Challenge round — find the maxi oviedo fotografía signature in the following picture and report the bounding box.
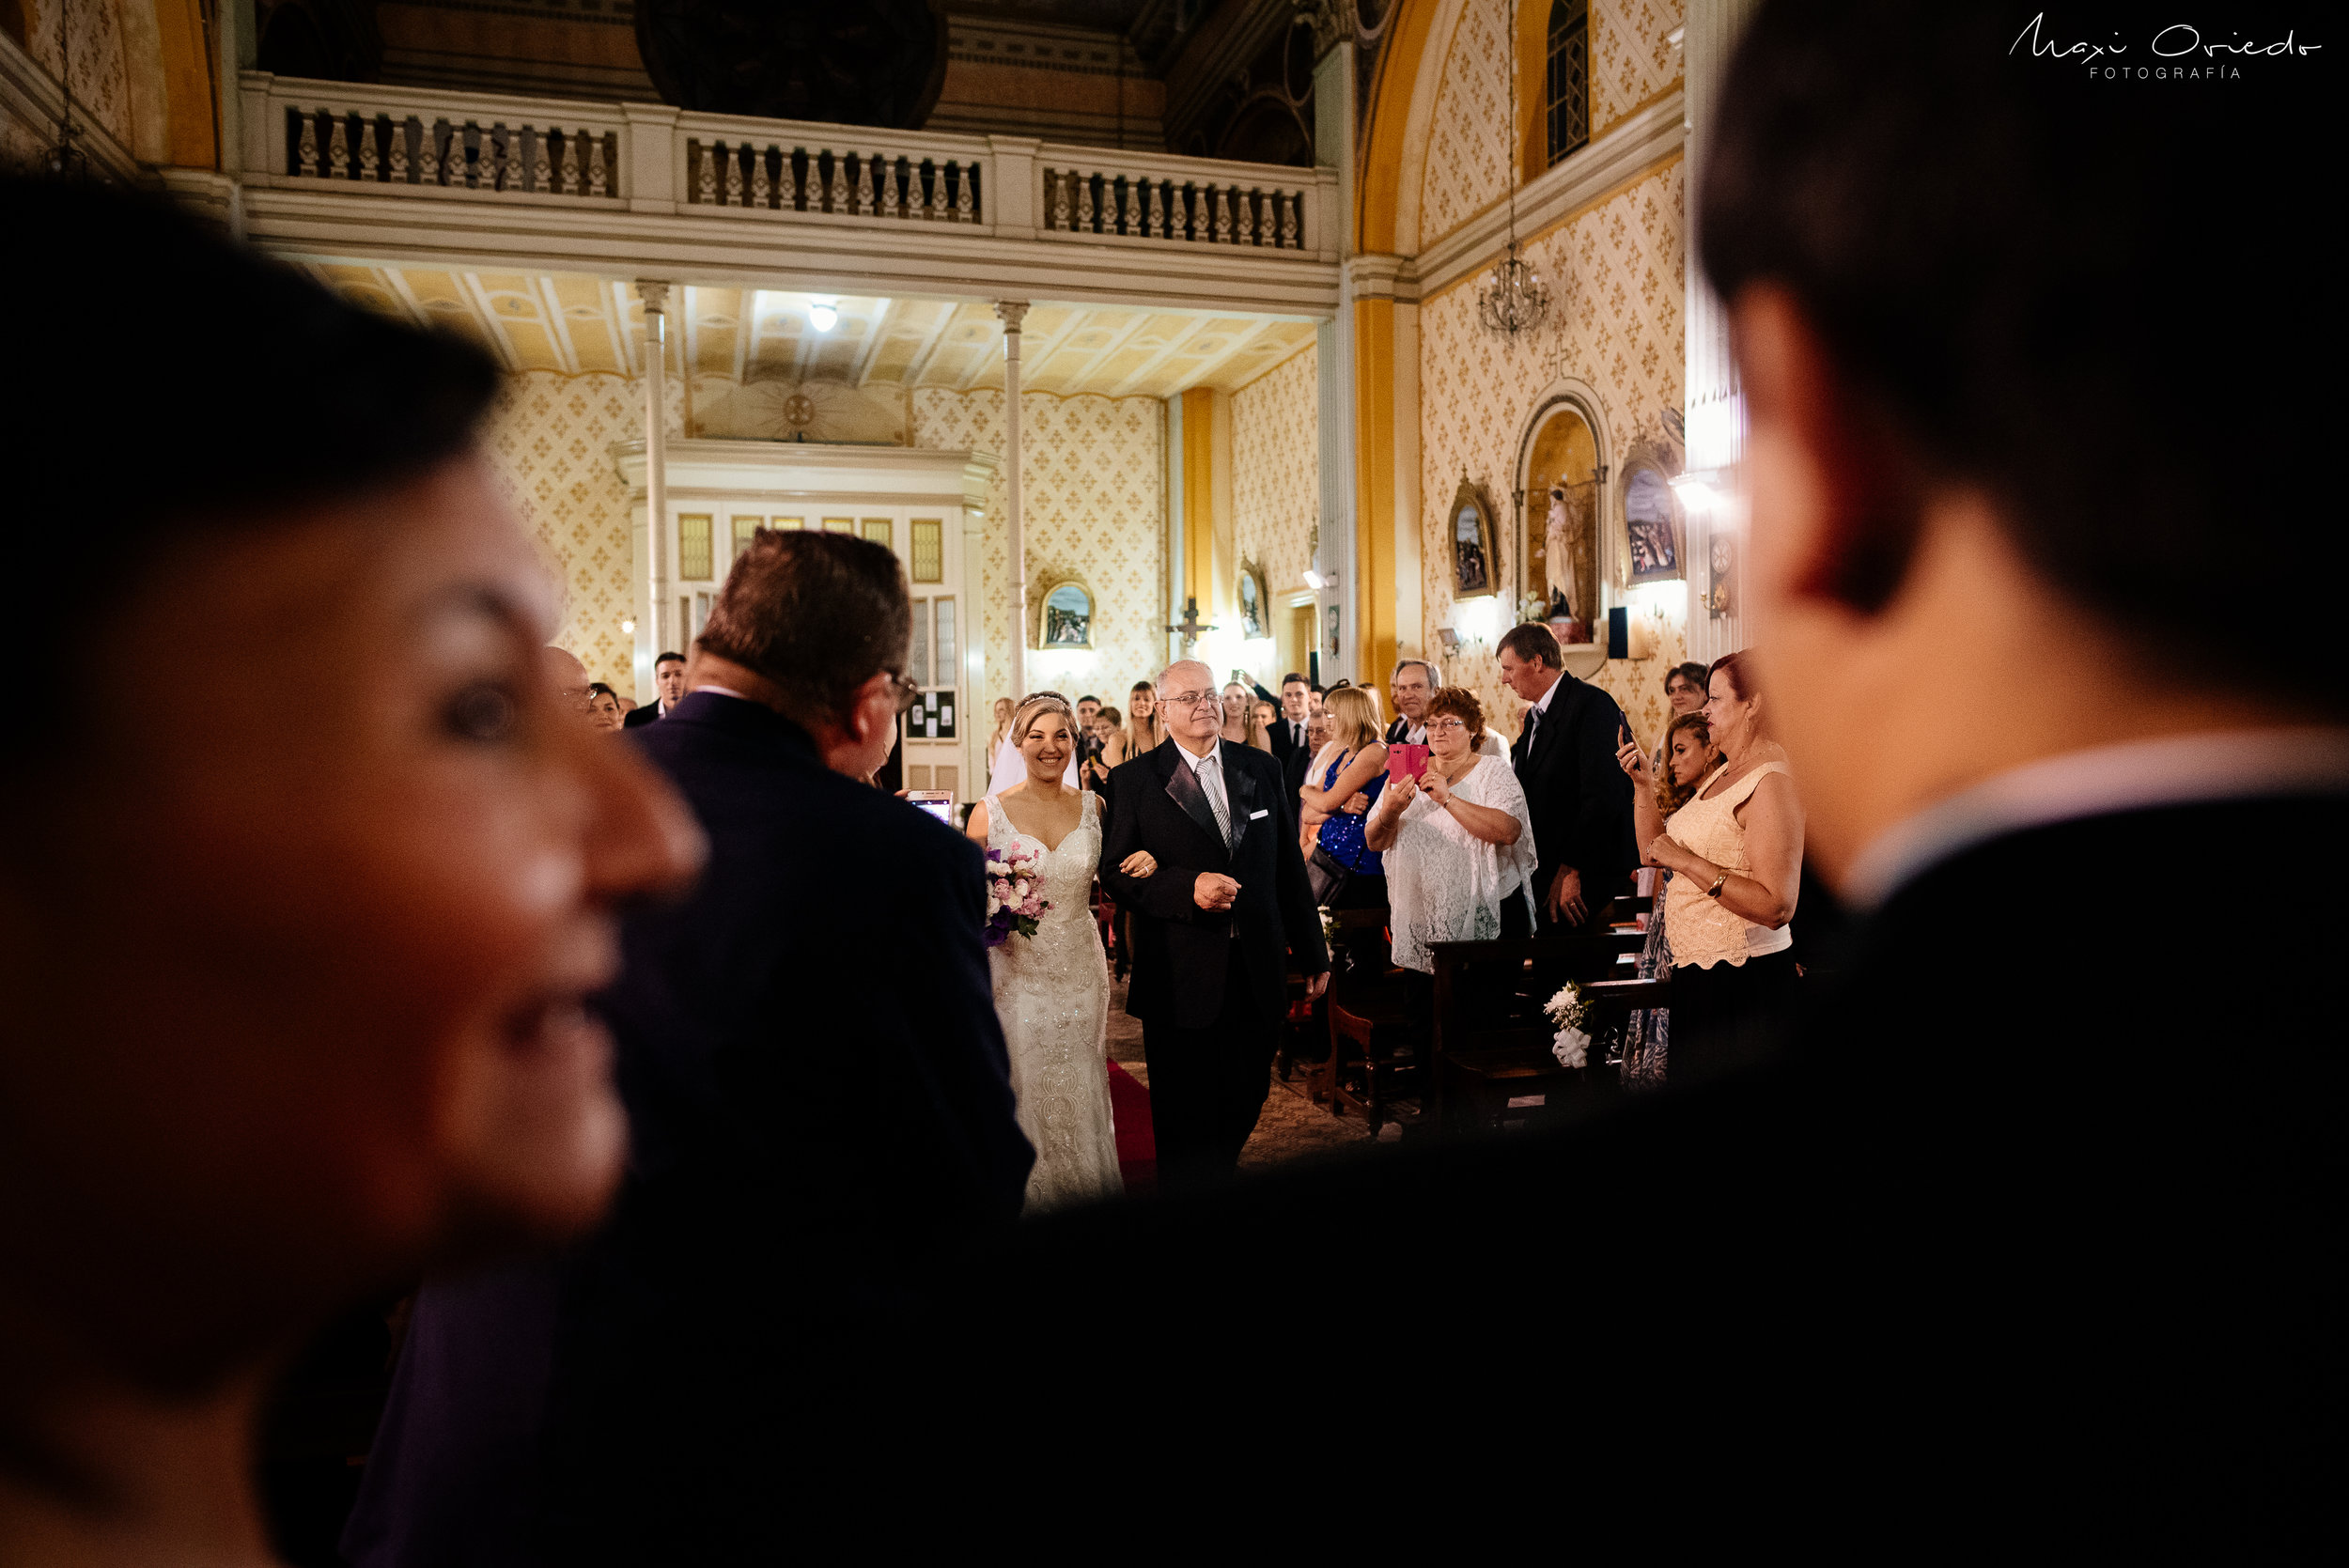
[2012,12,2323,79]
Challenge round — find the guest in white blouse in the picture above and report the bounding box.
[1364,685,1539,974]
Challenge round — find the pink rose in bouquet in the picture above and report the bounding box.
[983,842,1051,948]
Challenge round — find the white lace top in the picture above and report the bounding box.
[1382,754,1540,973]
[1662,759,1795,970]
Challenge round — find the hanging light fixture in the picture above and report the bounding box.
[1478,0,1549,339]
[46,0,90,181]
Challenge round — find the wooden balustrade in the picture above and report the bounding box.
[683,141,981,222]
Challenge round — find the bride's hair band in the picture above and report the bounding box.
[1010,691,1076,736]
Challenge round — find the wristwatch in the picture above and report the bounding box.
[1703,870,1729,899]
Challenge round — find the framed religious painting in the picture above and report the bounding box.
[1620,461,1684,584]
[1448,475,1498,599]
[1036,580,1094,648]
[1237,561,1268,640]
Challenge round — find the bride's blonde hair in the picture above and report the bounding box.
[1008,691,1077,743]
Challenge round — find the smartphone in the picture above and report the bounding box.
[908,790,956,826]
[1386,743,1431,785]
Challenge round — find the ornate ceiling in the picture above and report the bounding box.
[306,265,1319,397]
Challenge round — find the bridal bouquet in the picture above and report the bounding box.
[984,843,1051,949]
[1546,981,1594,1070]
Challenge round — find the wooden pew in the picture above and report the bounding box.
[1315,908,1420,1132]
[1426,932,1657,1133]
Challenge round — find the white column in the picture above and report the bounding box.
[640,280,673,667]
[996,300,1030,701]
[1681,0,1761,665]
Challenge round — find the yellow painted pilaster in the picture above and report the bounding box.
[1181,385,1216,616]
[1353,296,1398,685]
[1350,272,1421,688]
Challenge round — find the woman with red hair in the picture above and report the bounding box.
[1615,652,1805,1082]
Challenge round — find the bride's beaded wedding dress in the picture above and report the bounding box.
[985,789,1121,1213]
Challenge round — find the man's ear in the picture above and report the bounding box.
[1732,286,1925,614]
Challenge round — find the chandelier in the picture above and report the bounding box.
[1478,0,1548,339]
[1479,240,1550,336]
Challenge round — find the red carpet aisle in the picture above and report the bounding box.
[1101,977,1375,1180]
[1106,1061,1156,1195]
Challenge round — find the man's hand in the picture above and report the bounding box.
[1305,970,1330,1000]
[1546,865,1587,926]
[1193,872,1241,911]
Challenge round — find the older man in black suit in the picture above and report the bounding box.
[1496,623,1638,927]
[1103,659,1329,1188]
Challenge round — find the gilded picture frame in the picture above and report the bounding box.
[1035,579,1094,649]
[1620,459,1685,585]
[1448,474,1499,600]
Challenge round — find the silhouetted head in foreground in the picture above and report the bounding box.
[0,178,700,1563]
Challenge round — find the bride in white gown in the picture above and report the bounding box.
[965,693,1157,1213]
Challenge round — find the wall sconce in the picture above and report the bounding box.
[1435,627,1462,655]
[621,616,637,635]
[1303,567,1334,591]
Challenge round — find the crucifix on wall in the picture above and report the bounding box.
[1166,596,1217,654]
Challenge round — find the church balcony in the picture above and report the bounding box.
[234,72,1341,318]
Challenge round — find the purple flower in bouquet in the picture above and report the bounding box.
[983,843,1052,948]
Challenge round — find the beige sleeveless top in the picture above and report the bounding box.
[1662,759,1794,970]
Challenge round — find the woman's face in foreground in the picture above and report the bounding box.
[0,456,702,1377]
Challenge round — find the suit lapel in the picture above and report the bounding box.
[1528,678,1578,771]
[1161,745,1228,861]
[1222,743,1259,850]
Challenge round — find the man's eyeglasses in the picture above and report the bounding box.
[885,671,922,715]
[1159,691,1221,710]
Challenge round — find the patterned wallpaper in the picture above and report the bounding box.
[1419,159,1688,755]
[1419,0,1513,248]
[474,370,1165,706]
[910,389,1165,712]
[1592,0,1687,135]
[1419,0,1686,250]
[480,371,655,693]
[1231,346,1320,686]
[22,0,133,152]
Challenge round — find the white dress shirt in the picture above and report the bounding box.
[1844,726,2349,908]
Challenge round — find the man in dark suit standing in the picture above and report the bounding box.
[538,533,1032,1557]
[1268,671,1314,801]
[1497,623,1638,927]
[1103,659,1329,1188]
[620,649,687,728]
[929,5,2339,1540]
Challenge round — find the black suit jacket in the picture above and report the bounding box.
[926,795,2342,1542]
[538,692,1030,1551]
[1509,675,1637,910]
[1101,739,1329,1030]
[619,700,665,729]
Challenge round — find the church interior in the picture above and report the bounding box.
[4,0,2338,1555]
[1,0,1717,1546]
[3,0,1717,783]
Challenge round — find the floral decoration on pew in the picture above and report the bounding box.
[984,843,1050,949]
[1547,982,1595,1070]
